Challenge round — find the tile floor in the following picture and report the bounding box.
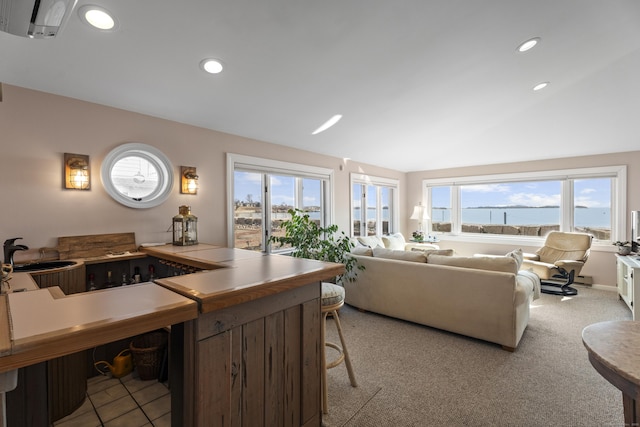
[53,373,171,427]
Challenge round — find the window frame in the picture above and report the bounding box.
[227,153,334,251]
[422,165,626,247]
[350,173,400,237]
[101,142,173,209]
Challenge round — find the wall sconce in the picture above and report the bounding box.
[181,166,198,194]
[64,153,90,190]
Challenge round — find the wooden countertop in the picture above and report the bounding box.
[0,283,198,373]
[0,244,343,373]
[140,244,263,270]
[3,273,39,292]
[142,244,344,313]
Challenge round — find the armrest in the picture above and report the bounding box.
[522,252,539,261]
[554,260,584,272]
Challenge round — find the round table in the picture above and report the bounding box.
[582,320,640,426]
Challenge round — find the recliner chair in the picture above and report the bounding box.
[522,231,593,296]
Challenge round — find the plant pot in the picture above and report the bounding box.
[618,246,632,255]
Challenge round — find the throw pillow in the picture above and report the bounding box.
[505,248,524,270]
[381,233,406,250]
[351,246,373,256]
[357,235,385,248]
[413,248,455,258]
[372,247,427,263]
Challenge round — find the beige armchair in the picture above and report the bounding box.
[522,231,593,295]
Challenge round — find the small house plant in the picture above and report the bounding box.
[412,230,425,242]
[613,241,632,255]
[269,209,363,284]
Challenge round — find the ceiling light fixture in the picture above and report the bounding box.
[533,82,549,91]
[200,59,224,74]
[517,37,540,53]
[78,5,118,31]
[312,114,342,135]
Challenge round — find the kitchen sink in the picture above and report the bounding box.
[12,261,77,272]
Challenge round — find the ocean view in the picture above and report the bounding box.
[351,207,611,228]
[243,206,611,228]
[435,207,610,228]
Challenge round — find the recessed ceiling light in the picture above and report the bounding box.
[200,59,224,74]
[78,5,118,31]
[312,114,342,135]
[517,37,540,53]
[533,82,549,91]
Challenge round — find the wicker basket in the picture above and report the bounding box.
[130,329,168,380]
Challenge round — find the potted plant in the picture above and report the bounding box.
[269,209,363,284]
[412,230,425,242]
[613,241,632,255]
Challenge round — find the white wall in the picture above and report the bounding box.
[0,85,404,262]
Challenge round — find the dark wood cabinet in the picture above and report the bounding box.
[12,264,88,424]
[171,282,322,426]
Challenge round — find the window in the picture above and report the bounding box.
[424,166,626,243]
[430,186,451,233]
[351,174,399,236]
[459,180,562,235]
[227,154,333,252]
[101,143,173,208]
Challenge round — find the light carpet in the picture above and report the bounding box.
[322,285,631,427]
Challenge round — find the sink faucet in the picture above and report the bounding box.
[4,238,29,266]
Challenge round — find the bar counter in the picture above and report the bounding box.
[141,244,344,426]
[1,244,344,426]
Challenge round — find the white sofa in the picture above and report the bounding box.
[344,247,539,351]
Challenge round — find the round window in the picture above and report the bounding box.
[101,143,173,208]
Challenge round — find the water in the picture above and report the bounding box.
[432,207,610,228]
[249,207,611,229]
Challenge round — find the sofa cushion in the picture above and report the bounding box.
[372,247,427,263]
[322,282,345,306]
[412,248,455,258]
[427,254,518,274]
[357,235,385,248]
[351,246,373,256]
[506,248,524,270]
[381,233,406,250]
[536,245,587,264]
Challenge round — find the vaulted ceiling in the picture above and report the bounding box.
[2,0,640,172]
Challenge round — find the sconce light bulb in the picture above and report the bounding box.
[187,179,197,193]
[73,170,87,188]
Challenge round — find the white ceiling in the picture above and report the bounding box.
[2,0,640,172]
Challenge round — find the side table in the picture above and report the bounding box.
[582,320,640,426]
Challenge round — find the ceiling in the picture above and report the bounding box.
[2,0,640,172]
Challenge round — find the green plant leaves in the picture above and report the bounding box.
[268,209,363,284]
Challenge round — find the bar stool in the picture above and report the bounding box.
[321,282,357,414]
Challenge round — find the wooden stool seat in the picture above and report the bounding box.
[321,282,357,414]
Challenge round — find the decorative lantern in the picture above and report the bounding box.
[173,205,198,246]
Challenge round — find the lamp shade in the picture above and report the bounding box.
[410,205,430,220]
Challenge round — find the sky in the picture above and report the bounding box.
[432,178,611,208]
[234,172,323,207]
